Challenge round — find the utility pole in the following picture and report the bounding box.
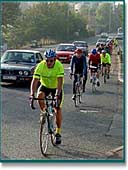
[108,3,112,33]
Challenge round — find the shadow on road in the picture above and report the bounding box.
[1,82,31,93]
[47,144,106,160]
[63,83,72,94]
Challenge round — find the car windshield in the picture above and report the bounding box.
[57,45,76,52]
[1,51,36,63]
[74,42,87,47]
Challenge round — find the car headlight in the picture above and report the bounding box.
[24,71,29,76]
[69,55,73,58]
[19,71,23,75]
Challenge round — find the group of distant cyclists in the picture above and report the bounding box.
[29,38,116,145]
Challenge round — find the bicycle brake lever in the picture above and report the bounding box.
[30,98,36,110]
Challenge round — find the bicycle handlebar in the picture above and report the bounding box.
[29,96,58,110]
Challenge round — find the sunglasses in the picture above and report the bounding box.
[46,59,54,63]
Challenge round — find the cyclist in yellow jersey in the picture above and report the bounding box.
[30,49,64,144]
[100,50,111,79]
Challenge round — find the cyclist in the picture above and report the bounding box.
[104,43,110,55]
[30,49,64,144]
[97,43,105,54]
[88,48,101,86]
[113,38,118,48]
[70,48,87,99]
[100,50,111,79]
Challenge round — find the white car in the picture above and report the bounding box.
[101,32,108,38]
[96,38,107,46]
[116,33,123,40]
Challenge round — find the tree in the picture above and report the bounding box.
[96,3,112,33]
[2,2,21,26]
[95,2,123,33]
[2,2,21,46]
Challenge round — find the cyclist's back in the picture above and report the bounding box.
[70,49,87,98]
[100,51,111,64]
[89,51,101,66]
[71,55,86,74]
[88,49,101,86]
[100,50,111,79]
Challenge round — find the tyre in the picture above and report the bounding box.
[104,71,107,84]
[50,114,57,146]
[39,115,49,156]
[74,85,78,107]
[92,78,96,93]
[104,75,106,83]
[78,84,82,103]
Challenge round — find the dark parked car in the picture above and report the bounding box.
[72,41,88,56]
[56,43,76,63]
[1,49,43,83]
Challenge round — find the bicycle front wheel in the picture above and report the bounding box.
[104,74,106,84]
[50,113,57,146]
[39,116,49,156]
[74,85,79,107]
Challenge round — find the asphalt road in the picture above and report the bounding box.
[1,48,124,162]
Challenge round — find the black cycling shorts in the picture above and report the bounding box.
[102,63,111,67]
[90,65,98,73]
[38,85,63,107]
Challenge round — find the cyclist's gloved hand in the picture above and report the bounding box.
[83,75,85,80]
[29,95,34,100]
[29,95,35,110]
[54,94,61,108]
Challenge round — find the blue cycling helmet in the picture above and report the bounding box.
[44,49,56,58]
[91,49,97,55]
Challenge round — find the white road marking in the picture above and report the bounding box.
[80,110,101,113]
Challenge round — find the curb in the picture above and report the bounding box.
[117,52,123,83]
[106,146,123,159]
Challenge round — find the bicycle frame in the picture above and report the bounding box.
[102,65,108,84]
[74,74,83,107]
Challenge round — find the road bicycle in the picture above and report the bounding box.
[73,74,83,107]
[102,65,109,84]
[90,65,98,93]
[30,94,57,156]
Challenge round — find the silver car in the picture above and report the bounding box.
[1,49,43,83]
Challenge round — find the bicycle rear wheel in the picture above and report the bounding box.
[104,71,107,84]
[74,85,79,107]
[39,115,49,156]
[92,79,96,93]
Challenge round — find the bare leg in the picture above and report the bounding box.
[55,108,62,129]
[37,91,45,112]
